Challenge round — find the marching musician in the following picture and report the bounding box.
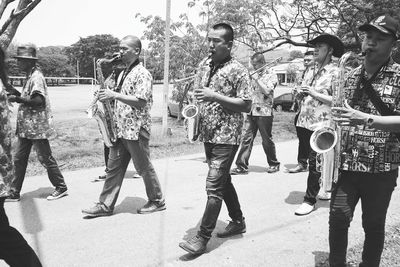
[6,45,68,202]
[0,46,42,267]
[330,14,400,267]
[288,50,314,173]
[294,34,344,216]
[179,23,252,255]
[82,35,165,217]
[230,52,280,175]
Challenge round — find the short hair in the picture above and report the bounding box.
[304,50,314,56]
[251,53,266,64]
[121,35,142,53]
[212,23,234,42]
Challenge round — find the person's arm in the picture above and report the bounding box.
[195,88,251,113]
[8,93,44,107]
[333,101,400,132]
[253,73,276,96]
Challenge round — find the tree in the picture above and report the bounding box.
[38,46,75,83]
[0,0,41,49]
[288,50,304,61]
[64,34,120,78]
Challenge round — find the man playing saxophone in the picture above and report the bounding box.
[329,14,400,267]
[179,23,252,255]
[294,34,344,216]
[82,35,165,217]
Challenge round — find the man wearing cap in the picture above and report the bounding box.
[6,45,68,201]
[288,50,315,173]
[294,33,344,216]
[330,14,400,267]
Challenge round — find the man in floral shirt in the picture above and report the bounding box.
[6,45,68,201]
[294,34,344,216]
[231,53,280,175]
[0,47,42,266]
[179,23,252,255]
[82,35,165,218]
[329,15,400,266]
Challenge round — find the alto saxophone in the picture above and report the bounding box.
[181,54,212,142]
[310,51,354,192]
[87,53,121,147]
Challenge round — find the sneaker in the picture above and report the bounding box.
[137,201,166,214]
[82,203,113,218]
[288,164,308,173]
[318,191,331,201]
[217,218,246,238]
[132,172,141,179]
[98,174,107,180]
[4,192,20,202]
[230,167,248,175]
[179,235,209,255]
[266,165,280,173]
[47,188,68,201]
[294,202,315,216]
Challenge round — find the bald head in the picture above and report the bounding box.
[121,35,142,54]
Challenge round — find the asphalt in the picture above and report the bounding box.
[3,139,400,267]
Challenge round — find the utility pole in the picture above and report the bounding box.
[76,60,80,85]
[162,0,171,136]
[93,57,96,82]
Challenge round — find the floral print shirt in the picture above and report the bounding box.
[114,62,153,140]
[250,70,278,116]
[296,62,339,130]
[16,67,55,139]
[339,59,400,173]
[194,57,252,145]
[0,84,13,197]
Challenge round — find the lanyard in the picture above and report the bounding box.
[116,59,140,92]
[205,56,232,87]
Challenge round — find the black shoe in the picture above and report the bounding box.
[288,164,308,173]
[47,188,68,201]
[179,235,208,255]
[82,203,113,218]
[217,218,246,238]
[230,167,248,175]
[137,201,166,214]
[266,165,280,173]
[4,192,20,202]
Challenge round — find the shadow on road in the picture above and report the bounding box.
[313,250,329,266]
[113,196,147,215]
[285,191,304,205]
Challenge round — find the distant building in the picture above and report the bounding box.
[269,58,305,85]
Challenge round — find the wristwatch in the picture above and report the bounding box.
[366,117,374,127]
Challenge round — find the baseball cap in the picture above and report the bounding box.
[359,15,400,39]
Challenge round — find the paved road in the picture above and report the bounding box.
[3,140,400,267]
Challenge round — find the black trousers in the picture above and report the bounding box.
[0,198,42,267]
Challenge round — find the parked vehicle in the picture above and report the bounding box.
[273,92,294,112]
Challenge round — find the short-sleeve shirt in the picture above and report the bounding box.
[296,62,339,130]
[16,67,55,139]
[250,71,278,116]
[114,62,153,140]
[0,84,13,197]
[194,57,252,145]
[339,59,400,173]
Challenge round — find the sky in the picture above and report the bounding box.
[9,0,198,47]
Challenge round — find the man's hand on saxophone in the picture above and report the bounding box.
[98,88,117,101]
[194,87,214,102]
[332,100,368,126]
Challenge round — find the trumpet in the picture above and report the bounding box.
[310,51,355,192]
[250,57,283,77]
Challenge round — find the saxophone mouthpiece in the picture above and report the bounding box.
[359,51,367,56]
[111,52,122,62]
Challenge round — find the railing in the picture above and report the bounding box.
[9,76,97,86]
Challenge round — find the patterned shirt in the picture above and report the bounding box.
[114,62,153,140]
[339,59,400,173]
[16,67,55,139]
[195,57,252,145]
[296,62,339,130]
[250,70,278,116]
[0,84,13,197]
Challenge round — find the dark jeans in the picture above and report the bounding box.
[99,130,164,210]
[298,127,320,205]
[294,113,311,168]
[11,138,67,194]
[0,198,42,267]
[235,115,280,170]
[199,143,243,239]
[329,170,397,267]
[104,144,110,172]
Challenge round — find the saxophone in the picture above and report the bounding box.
[310,51,354,192]
[181,54,212,142]
[87,54,121,147]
